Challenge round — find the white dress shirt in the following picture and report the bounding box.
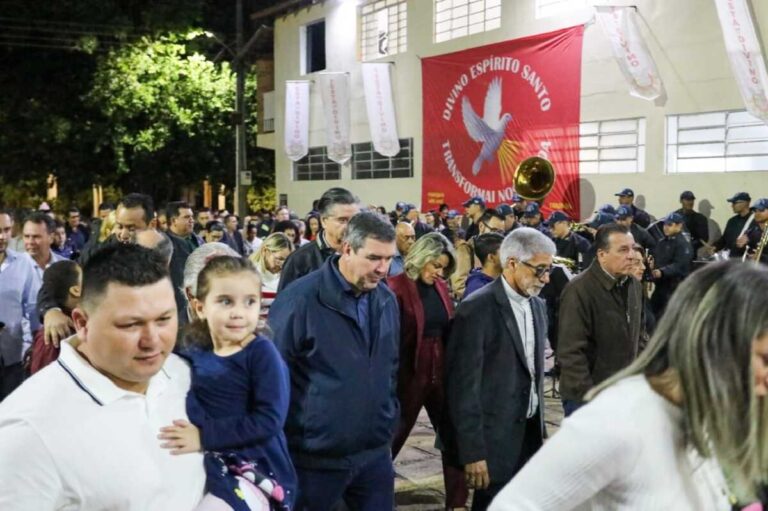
[500,276,538,417]
[489,375,732,511]
[0,339,205,510]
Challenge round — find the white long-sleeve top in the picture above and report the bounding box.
[489,375,732,511]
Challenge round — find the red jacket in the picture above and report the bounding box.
[387,273,454,372]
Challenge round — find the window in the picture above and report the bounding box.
[579,118,646,174]
[293,146,341,181]
[535,0,589,19]
[361,0,407,61]
[434,0,501,43]
[666,110,768,173]
[300,20,326,75]
[352,139,413,179]
[262,90,275,133]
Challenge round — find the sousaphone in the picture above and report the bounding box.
[513,156,555,201]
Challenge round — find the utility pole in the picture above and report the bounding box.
[234,0,247,216]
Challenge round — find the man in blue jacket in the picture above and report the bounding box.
[269,211,400,511]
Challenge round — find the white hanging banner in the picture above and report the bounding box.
[595,6,667,106]
[362,63,401,157]
[284,80,310,162]
[713,0,768,123]
[317,72,352,164]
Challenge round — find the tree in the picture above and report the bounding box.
[0,1,274,212]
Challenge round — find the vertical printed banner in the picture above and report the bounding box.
[318,72,352,164]
[284,80,310,161]
[713,0,768,123]
[596,7,667,106]
[422,26,584,218]
[362,63,401,157]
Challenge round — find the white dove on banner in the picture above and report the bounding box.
[461,77,517,177]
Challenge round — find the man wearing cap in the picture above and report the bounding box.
[522,204,549,235]
[463,196,486,241]
[497,204,519,234]
[649,212,692,318]
[547,211,590,267]
[711,192,753,259]
[615,189,651,228]
[675,191,709,256]
[404,204,434,240]
[614,206,656,250]
[736,198,768,265]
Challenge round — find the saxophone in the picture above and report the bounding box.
[753,224,768,264]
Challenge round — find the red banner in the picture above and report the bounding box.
[422,26,584,218]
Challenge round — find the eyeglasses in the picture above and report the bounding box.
[519,260,553,279]
[482,222,504,234]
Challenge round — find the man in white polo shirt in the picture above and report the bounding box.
[0,243,205,510]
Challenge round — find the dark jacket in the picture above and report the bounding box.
[713,213,752,256]
[387,273,453,373]
[676,208,709,253]
[553,232,590,265]
[557,262,642,402]
[630,204,652,228]
[463,268,495,299]
[277,232,336,292]
[651,233,692,282]
[223,229,246,256]
[445,278,547,485]
[269,256,400,469]
[630,223,656,250]
[167,230,203,326]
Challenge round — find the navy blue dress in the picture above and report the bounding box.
[184,336,297,509]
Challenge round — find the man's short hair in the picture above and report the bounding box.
[43,260,81,309]
[53,218,65,230]
[479,208,505,225]
[23,212,55,234]
[81,244,169,310]
[196,207,211,215]
[67,207,80,216]
[317,187,359,218]
[474,232,504,265]
[98,202,115,212]
[499,227,556,264]
[594,223,631,253]
[166,201,190,221]
[118,193,155,225]
[273,220,297,233]
[344,211,396,252]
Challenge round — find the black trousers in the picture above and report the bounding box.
[0,363,24,402]
[471,416,541,511]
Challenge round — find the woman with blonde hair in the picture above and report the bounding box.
[387,232,468,509]
[249,232,294,325]
[98,210,117,243]
[490,260,768,510]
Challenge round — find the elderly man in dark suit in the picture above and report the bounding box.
[446,227,555,510]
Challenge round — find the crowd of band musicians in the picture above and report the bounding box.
[0,183,767,510]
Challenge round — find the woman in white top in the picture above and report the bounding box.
[490,260,768,511]
[249,232,294,328]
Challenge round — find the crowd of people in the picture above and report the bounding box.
[0,185,766,510]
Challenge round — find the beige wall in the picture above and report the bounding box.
[269,0,768,232]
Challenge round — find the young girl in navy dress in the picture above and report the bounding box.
[159,256,297,510]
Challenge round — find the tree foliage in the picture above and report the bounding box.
[87,32,238,172]
[0,0,274,213]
